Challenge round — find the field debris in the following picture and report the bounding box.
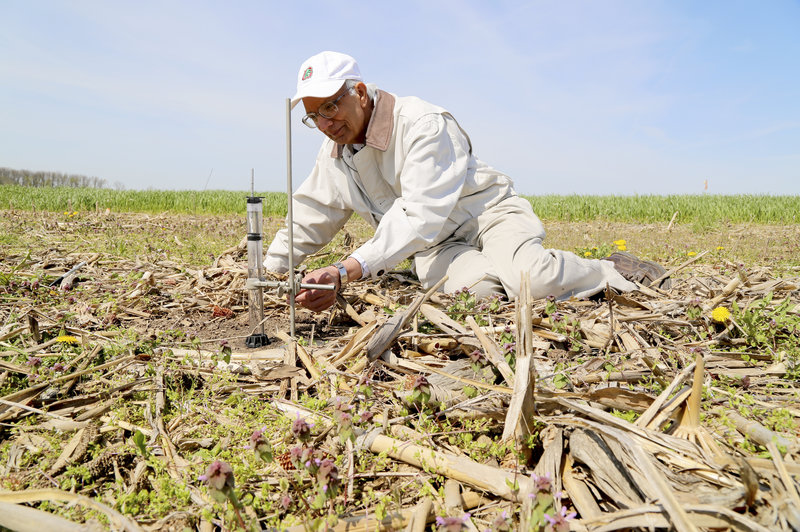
[1,211,800,531]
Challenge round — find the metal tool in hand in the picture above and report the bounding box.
[244,98,336,347]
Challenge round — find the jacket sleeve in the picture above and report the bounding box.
[265,148,353,273]
[354,113,471,277]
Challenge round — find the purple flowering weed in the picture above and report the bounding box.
[436,513,471,531]
[291,414,312,442]
[543,505,576,532]
[249,428,273,462]
[200,460,235,492]
[531,472,552,494]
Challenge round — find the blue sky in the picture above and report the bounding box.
[1,1,798,195]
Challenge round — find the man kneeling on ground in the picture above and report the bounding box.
[266,51,668,312]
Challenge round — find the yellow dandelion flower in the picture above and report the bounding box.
[687,251,697,257]
[617,244,627,251]
[613,239,626,246]
[584,251,592,257]
[715,246,724,251]
[73,211,78,215]
[63,211,69,215]
[710,307,731,323]
[56,335,79,344]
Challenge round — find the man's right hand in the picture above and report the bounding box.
[295,266,340,312]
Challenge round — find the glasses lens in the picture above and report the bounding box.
[302,114,318,128]
[317,102,338,119]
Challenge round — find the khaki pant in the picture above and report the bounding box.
[414,195,636,300]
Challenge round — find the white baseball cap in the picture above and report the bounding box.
[291,51,363,108]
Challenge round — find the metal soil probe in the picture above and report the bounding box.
[245,98,335,347]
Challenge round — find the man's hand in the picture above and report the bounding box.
[295,266,340,313]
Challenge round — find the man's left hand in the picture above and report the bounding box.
[295,266,339,312]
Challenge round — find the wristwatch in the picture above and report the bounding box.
[333,261,348,286]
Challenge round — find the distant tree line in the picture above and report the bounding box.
[0,167,109,188]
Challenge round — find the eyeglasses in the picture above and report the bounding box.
[301,90,351,128]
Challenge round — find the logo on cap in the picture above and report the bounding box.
[302,67,313,81]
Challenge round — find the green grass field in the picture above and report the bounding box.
[2,185,799,224]
[0,185,287,217]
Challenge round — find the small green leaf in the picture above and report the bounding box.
[132,430,148,457]
[221,345,232,364]
[553,374,569,389]
[505,477,519,492]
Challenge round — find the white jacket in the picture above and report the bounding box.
[265,89,516,278]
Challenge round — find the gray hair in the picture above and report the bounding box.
[345,79,377,99]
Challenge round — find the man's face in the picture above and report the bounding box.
[302,83,371,145]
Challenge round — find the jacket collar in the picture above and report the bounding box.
[330,90,395,158]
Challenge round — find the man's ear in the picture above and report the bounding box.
[355,82,370,107]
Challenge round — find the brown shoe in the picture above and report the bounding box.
[604,251,671,289]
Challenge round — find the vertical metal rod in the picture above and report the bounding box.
[286,97,296,339]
